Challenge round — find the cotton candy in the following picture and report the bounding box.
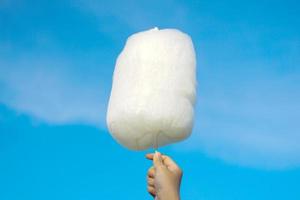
[106,27,196,150]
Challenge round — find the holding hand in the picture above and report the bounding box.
[146,151,182,200]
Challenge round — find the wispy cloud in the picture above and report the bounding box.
[0,53,108,127]
[0,0,115,127]
[177,37,300,169]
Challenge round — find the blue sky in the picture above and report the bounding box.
[0,0,300,199]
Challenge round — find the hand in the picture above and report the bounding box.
[146,151,182,200]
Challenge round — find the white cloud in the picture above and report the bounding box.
[176,57,300,169]
[0,53,109,127]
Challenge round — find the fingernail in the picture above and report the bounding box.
[155,151,160,157]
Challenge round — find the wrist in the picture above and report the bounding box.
[157,189,180,200]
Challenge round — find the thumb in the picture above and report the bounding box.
[153,151,163,169]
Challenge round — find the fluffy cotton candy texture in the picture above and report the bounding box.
[106,27,196,150]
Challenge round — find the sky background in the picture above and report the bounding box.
[0,0,300,199]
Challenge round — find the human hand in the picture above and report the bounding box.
[146,151,182,200]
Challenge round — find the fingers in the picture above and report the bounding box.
[147,166,155,178]
[146,152,165,161]
[147,176,155,187]
[147,168,156,197]
[153,151,163,169]
[147,185,156,197]
[146,153,161,198]
[146,152,179,170]
[145,153,154,160]
[161,155,180,171]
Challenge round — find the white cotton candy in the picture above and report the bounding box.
[106,27,197,150]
